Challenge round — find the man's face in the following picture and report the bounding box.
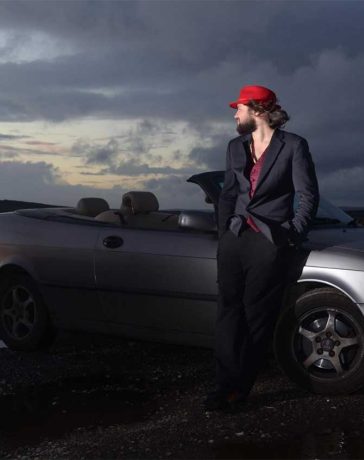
[234,103,257,135]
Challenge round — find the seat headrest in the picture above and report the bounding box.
[121,191,159,214]
[76,197,110,217]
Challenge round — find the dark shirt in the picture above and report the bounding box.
[246,145,268,232]
[228,143,268,235]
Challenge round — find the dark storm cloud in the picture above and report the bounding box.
[72,138,120,165]
[123,119,174,155]
[0,160,129,207]
[0,1,364,204]
[0,144,61,157]
[70,121,206,180]
[0,160,207,210]
[226,3,364,73]
[0,0,363,124]
[0,133,28,140]
[101,160,200,177]
[318,166,364,207]
[3,1,364,70]
[85,140,119,165]
[189,139,228,171]
[72,120,182,176]
[0,1,144,45]
[143,174,212,210]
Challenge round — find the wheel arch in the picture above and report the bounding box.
[0,263,56,351]
[0,262,37,286]
[283,279,361,313]
[275,280,364,395]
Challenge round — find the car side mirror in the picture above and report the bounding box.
[178,211,217,233]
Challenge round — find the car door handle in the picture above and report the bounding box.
[103,236,124,249]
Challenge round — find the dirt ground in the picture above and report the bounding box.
[1,332,364,459]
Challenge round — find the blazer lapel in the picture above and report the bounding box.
[235,134,252,180]
[251,129,285,197]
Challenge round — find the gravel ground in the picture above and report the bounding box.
[0,332,364,459]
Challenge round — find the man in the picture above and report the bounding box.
[203,85,319,413]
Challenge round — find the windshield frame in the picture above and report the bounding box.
[187,170,357,229]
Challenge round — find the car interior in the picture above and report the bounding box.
[63,192,182,230]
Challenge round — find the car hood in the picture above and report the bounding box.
[306,227,364,270]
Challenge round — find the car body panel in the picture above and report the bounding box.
[0,212,100,327]
[300,265,364,306]
[0,171,363,350]
[94,227,217,335]
[303,228,364,270]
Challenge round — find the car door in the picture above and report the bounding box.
[9,212,104,331]
[94,225,218,337]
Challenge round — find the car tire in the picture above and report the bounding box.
[0,274,56,351]
[274,287,364,394]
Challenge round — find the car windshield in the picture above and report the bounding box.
[216,179,354,227]
[312,196,354,226]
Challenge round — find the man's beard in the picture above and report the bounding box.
[236,118,257,135]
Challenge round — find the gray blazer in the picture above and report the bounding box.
[218,128,320,247]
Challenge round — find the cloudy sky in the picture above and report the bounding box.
[0,0,363,210]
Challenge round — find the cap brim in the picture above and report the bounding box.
[229,100,249,109]
[230,100,281,110]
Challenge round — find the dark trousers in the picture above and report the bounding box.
[215,226,292,397]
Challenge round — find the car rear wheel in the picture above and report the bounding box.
[0,274,56,351]
[274,287,364,394]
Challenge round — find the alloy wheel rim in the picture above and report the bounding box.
[293,307,362,379]
[1,284,36,339]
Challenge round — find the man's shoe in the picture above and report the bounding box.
[203,388,246,412]
[203,388,230,411]
[223,390,247,414]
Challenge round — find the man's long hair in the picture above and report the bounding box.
[247,100,290,129]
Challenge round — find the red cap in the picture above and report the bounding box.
[229,85,280,109]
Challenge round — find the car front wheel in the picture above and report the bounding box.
[274,287,364,394]
[0,274,55,351]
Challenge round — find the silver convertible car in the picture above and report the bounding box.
[1,171,364,396]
